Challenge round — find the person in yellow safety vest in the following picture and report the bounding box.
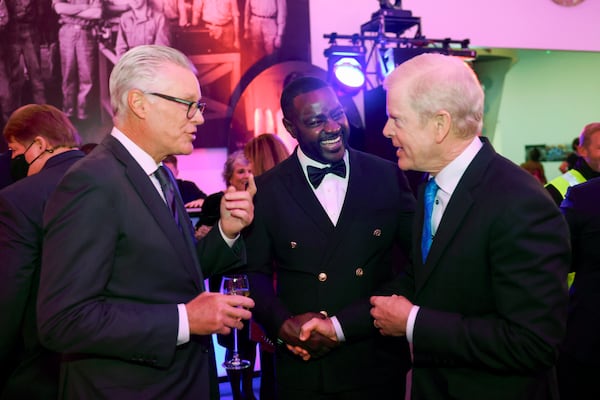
[545,122,600,288]
[547,168,587,200]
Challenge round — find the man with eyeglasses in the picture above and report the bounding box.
[37,45,256,400]
[146,91,207,119]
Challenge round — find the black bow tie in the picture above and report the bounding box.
[307,160,347,188]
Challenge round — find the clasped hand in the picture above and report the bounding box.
[278,312,338,361]
[370,294,412,336]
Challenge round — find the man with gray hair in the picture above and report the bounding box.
[369,53,570,399]
[301,53,570,399]
[37,45,256,399]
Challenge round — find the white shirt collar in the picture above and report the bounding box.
[110,127,161,175]
[433,136,483,196]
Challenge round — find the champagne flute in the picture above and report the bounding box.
[220,274,251,370]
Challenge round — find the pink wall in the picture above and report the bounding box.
[310,0,600,70]
[403,0,599,52]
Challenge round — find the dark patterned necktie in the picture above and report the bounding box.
[421,178,439,263]
[154,165,179,226]
[307,160,347,189]
[155,165,205,290]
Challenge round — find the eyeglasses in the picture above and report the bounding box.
[147,92,207,119]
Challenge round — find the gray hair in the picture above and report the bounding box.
[222,150,249,186]
[109,45,197,122]
[384,53,484,139]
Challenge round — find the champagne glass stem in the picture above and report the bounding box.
[233,327,239,362]
[221,274,251,370]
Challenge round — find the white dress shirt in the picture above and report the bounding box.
[296,147,349,226]
[406,136,483,344]
[294,147,350,340]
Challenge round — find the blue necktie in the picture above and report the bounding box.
[421,178,439,263]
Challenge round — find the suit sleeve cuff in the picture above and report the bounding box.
[330,316,345,342]
[177,303,190,345]
[218,220,240,248]
[407,305,419,344]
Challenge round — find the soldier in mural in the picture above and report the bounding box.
[243,0,286,65]
[52,0,103,123]
[5,0,47,109]
[115,0,172,57]
[149,0,179,28]
[0,0,311,155]
[0,41,11,134]
[185,0,240,51]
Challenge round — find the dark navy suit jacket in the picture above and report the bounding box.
[386,138,570,400]
[0,150,85,399]
[37,135,243,399]
[560,178,600,365]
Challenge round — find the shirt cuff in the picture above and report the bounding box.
[177,303,190,345]
[330,316,345,342]
[406,305,419,344]
[218,220,239,248]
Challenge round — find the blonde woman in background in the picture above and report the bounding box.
[243,133,289,400]
[244,133,290,176]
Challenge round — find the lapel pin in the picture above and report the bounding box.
[290,241,297,248]
[373,229,381,237]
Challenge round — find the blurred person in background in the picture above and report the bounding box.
[546,123,600,288]
[558,177,600,400]
[0,104,83,399]
[520,147,547,184]
[243,133,289,400]
[0,149,14,189]
[559,137,580,174]
[243,133,289,176]
[163,154,207,208]
[546,122,600,207]
[207,150,256,400]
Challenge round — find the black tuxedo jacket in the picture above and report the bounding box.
[0,150,84,399]
[387,138,570,400]
[244,148,416,393]
[37,135,243,399]
[560,178,600,365]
